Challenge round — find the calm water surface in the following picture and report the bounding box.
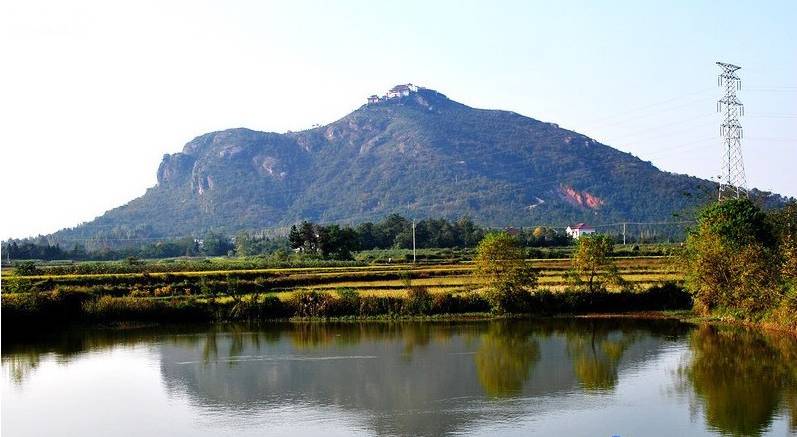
[2,319,796,436]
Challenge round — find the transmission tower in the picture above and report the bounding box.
[716,61,747,200]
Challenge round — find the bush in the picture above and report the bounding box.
[153,286,174,297]
[228,295,291,320]
[404,286,433,315]
[335,288,361,314]
[291,290,336,317]
[14,261,39,276]
[358,296,404,317]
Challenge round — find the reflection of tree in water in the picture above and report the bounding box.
[565,321,635,391]
[682,325,797,436]
[2,326,209,384]
[475,321,539,397]
[2,352,43,385]
[286,322,463,359]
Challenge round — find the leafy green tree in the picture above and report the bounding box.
[473,232,538,313]
[317,224,359,259]
[682,198,780,315]
[202,232,234,256]
[567,234,621,292]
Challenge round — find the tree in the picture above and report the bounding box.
[681,198,780,315]
[234,231,253,256]
[568,234,621,292]
[473,232,538,313]
[317,224,359,259]
[299,221,317,252]
[770,201,797,281]
[288,225,304,251]
[202,232,234,256]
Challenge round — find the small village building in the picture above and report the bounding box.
[565,223,595,239]
[385,84,418,99]
[368,84,421,103]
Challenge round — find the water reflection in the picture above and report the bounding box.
[680,324,797,436]
[4,319,797,436]
[474,321,539,397]
[565,321,637,391]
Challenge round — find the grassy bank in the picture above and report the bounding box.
[1,283,691,329]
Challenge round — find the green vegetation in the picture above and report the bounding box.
[681,199,797,330]
[1,219,707,329]
[473,232,538,313]
[1,282,691,329]
[567,234,623,292]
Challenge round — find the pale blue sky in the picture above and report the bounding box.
[1,0,795,239]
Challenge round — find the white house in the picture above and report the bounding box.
[566,223,595,239]
[367,95,380,104]
[385,83,418,99]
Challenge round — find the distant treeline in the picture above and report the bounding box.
[1,233,246,262]
[287,214,572,259]
[2,214,574,262]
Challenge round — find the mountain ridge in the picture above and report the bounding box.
[46,84,786,245]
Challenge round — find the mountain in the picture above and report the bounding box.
[49,84,784,243]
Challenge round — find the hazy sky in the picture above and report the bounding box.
[1,0,795,239]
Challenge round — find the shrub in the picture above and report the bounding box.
[129,288,152,297]
[291,290,336,317]
[358,296,404,317]
[404,286,433,315]
[14,261,39,276]
[228,295,291,320]
[335,288,361,314]
[153,286,174,297]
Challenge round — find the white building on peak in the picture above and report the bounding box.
[368,84,420,104]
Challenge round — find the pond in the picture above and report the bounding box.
[2,319,796,436]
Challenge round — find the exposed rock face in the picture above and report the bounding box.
[157,153,195,185]
[48,84,786,241]
[559,185,605,209]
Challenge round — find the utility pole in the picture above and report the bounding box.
[622,222,626,245]
[716,62,747,200]
[412,219,416,264]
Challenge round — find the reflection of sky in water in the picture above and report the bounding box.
[2,320,796,437]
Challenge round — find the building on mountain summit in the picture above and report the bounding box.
[385,84,418,98]
[366,84,420,104]
[566,223,595,239]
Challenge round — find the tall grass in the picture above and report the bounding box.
[1,282,691,330]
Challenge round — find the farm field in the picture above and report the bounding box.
[1,256,680,299]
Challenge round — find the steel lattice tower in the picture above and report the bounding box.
[716,61,747,200]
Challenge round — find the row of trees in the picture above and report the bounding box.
[3,215,576,262]
[1,232,239,262]
[286,214,575,260]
